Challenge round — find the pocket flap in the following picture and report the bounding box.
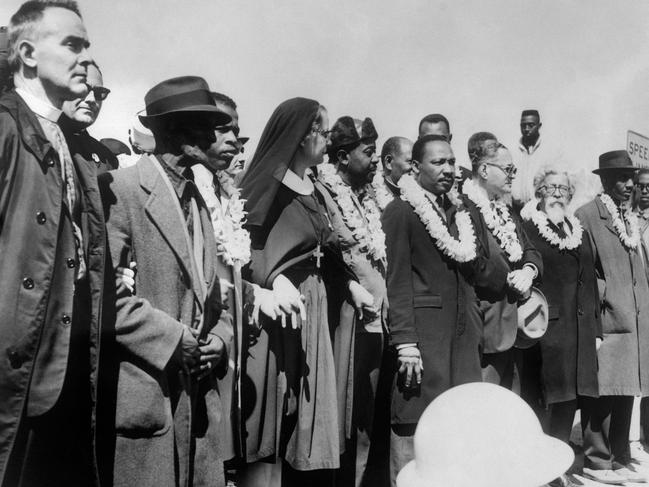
[413,294,442,308]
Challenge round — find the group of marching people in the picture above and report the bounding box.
[2,2,649,487]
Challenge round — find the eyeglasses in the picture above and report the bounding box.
[636,183,649,193]
[539,184,570,196]
[88,85,110,101]
[485,162,517,177]
[312,127,331,138]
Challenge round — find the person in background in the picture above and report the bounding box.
[575,151,649,484]
[60,61,117,175]
[519,166,601,487]
[0,2,103,486]
[372,136,413,211]
[417,113,452,142]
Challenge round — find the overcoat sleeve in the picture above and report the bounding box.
[383,199,418,346]
[0,111,19,232]
[98,172,184,373]
[576,207,606,307]
[515,212,543,278]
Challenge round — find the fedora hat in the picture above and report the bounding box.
[138,76,231,127]
[592,150,637,175]
[515,287,549,349]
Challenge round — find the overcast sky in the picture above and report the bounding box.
[2,0,649,172]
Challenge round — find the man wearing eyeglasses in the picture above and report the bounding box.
[61,61,117,175]
[459,132,542,392]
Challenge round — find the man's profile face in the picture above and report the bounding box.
[62,63,102,127]
[387,139,413,183]
[520,115,541,142]
[176,116,218,170]
[346,141,379,185]
[207,103,240,171]
[28,7,91,101]
[414,140,455,195]
[483,147,515,197]
[419,121,450,141]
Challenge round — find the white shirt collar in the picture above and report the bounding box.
[15,88,62,123]
[519,135,542,155]
[282,168,314,195]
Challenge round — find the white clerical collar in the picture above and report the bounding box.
[282,168,314,195]
[16,88,62,123]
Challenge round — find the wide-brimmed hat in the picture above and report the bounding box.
[396,382,574,487]
[138,76,231,127]
[592,150,637,175]
[515,287,549,349]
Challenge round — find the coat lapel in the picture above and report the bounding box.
[595,197,619,239]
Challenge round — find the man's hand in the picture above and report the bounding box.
[507,266,535,297]
[116,261,136,294]
[272,274,306,329]
[219,278,234,303]
[190,332,226,380]
[397,346,423,389]
[348,280,377,321]
[177,325,200,373]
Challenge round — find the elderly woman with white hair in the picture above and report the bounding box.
[519,167,602,482]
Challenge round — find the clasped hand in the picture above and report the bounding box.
[507,266,535,297]
[178,326,226,380]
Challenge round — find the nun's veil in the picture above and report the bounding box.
[240,97,320,230]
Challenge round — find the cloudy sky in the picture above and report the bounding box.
[2,0,649,172]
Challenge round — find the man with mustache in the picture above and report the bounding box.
[459,133,542,391]
[317,116,388,486]
[0,2,103,486]
[575,151,649,484]
[383,135,483,485]
[61,61,117,175]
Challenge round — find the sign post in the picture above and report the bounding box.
[627,130,649,168]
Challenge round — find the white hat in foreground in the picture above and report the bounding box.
[397,382,574,487]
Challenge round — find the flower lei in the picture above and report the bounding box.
[520,199,583,250]
[599,193,640,250]
[193,167,251,267]
[398,174,477,262]
[318,163,386,262]
[371,167,395,211]
[462,178,523,262]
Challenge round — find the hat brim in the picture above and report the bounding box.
[138,105,231,127]
[592,166,637,175]
[397,435,574,487]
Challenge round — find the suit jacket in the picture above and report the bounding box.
[0,90,105,485]
[383,196,481,424]
[576,198,649,396]
[99,154,231,487]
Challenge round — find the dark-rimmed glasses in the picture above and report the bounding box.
[485,162,517,178]
[539,184,570,196]
[635,183,649,193]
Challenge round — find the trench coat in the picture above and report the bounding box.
[99,154,232,487]
[0,90,105,485]
[576,198,649,396]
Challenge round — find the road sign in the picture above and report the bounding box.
[627,130,649,168]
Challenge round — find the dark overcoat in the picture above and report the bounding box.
[99,155,231,487]
[576,198,649,396]
[0,91,105,485]
[382,196,482,425]
[522,218,600,404]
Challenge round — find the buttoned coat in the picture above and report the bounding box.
[576,198,649,396]
[0,90,105,485]
[98,155,231,487]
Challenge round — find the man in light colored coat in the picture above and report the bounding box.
[576,150,649,485]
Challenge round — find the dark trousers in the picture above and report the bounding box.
[544,400,578,445]
[581,395,634,470]
[481,349,521,394]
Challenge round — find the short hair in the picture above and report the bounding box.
[521,109,540,120]
[532,166,575,199]
[381,136,409,162]
[467,132,501,173]
[418,113,450,135]
[211,91,237,111]
[8,0,82,72]
[412,134,448,163]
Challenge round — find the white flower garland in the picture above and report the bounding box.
[371,167,395,211]
[398,174,477,263]
[462,178,523,262]
[318,163,386,262]
[193,167,252,267]
[599,193,640,250]
[520,199,583,250]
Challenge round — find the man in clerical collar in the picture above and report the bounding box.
[417,113,452,142]
[380,136,413,197]
[61,61,117,175]
[0,2,105,486]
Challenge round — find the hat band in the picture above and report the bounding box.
[145,89,215,116]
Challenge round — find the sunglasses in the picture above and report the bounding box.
[635,183,649,193]
[88,85,110,101]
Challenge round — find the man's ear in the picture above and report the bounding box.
[411,159,420,175]
[537,122,542,130]
[384,155,393,172]
[18,40,37,69]
[337,150,349,166]
[478,162,489,181]
[448,133,453,143]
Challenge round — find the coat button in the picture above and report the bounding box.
[61,314,71,325]
[36,211,47,224]
[47,159,55,167]
[22,277,34,289]
[66,258,76,268]
[6,349,22,369]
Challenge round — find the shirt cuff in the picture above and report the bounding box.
[523,263,538,279]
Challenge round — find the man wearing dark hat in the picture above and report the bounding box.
[575,151,649,484]
[417,113,452,142]
[0,2,104,486]
[61,61,117,175]
[316,115,389,485]
[98,75,235,487]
